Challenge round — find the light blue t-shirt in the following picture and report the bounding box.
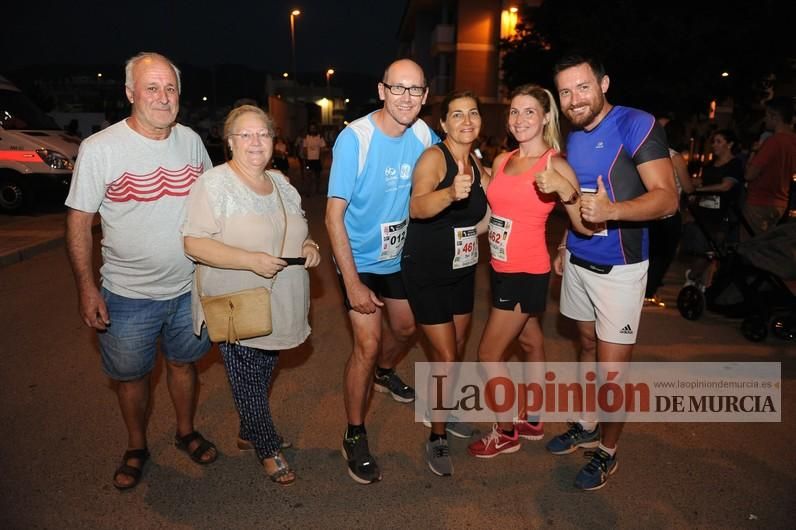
[328,112,438,273]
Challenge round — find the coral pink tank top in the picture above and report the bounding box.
[486,149,557,273]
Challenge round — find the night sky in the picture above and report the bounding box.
[2,0,408,76]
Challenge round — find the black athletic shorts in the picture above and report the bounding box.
[337,271,407,311]
[490,266,550,314]
[402,266,476,325]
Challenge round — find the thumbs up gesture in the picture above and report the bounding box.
[450,160,472,201]
[580,175,614,223]
[534,155,565,195]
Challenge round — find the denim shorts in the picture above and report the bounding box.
[98,288,210,381]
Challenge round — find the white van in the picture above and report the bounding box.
[0,75,79,213]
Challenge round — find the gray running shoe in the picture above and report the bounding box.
[341,432,382,484]
[422,413,476,439]
[425,438,453,476]
[373,370,416,403]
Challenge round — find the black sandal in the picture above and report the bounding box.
[175,431,217,465]
[113,448,149,490]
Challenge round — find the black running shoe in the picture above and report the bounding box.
[341,432,382,484]
[373,370,415,403]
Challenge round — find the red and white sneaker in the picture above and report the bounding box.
[467,424,520,459]
[515,419,544,440]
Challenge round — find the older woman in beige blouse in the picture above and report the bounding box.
[183,105,320,486]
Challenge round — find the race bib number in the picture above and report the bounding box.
[378,219,408,261]
[488,215,512,262]
[452,226,478,269]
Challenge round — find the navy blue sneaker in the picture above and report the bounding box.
[545,422,600,455]
[574,448,618,490]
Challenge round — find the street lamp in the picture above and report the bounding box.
[326,68,335,89]
[290,9,301,82]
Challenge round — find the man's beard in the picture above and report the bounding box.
[566,98,604,129]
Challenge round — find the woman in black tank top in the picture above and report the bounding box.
[402,141,487,278]
[401,90,490,477]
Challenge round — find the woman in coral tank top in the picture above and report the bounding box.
[468,84,593,459]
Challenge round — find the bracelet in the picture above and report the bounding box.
[557,244,567,251]
[303,240,320,251]
[561,190,579,205]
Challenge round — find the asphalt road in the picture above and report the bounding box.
[0,195,794,529]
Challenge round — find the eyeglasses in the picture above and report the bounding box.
[381,82,427,97]
[229,130,271,142]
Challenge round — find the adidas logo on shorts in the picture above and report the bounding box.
[620,324,633,335]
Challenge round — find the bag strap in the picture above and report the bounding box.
[227,299,236,344]
[196,169,290,296]
[266,170,287,291]
[268,170,288,259]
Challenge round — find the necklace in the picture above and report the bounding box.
[443,140,472,168]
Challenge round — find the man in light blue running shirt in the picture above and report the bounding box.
[326,59,438,484]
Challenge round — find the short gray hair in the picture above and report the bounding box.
[223,105,275,140]
[222,105,275,161]
[124,52,182,93]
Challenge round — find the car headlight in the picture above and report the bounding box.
[35,149,74,170]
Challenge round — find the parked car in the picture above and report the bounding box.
[0,75,79,213]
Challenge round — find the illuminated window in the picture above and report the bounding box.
[501,8,519,39]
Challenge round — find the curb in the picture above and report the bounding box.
[0,222,100,269]
[0,237,66,268]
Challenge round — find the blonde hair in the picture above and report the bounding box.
[509,84,562,152]
[222,105,275,160]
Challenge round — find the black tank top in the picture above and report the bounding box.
[402,142,487,280]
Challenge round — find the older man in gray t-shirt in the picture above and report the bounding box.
[65,52,217,491]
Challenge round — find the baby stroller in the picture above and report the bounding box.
[677,205,796,342]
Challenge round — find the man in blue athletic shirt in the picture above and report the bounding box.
[325,59,439,484]
[548,53,678,490]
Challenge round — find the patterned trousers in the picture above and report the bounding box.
[218,343,282,461]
